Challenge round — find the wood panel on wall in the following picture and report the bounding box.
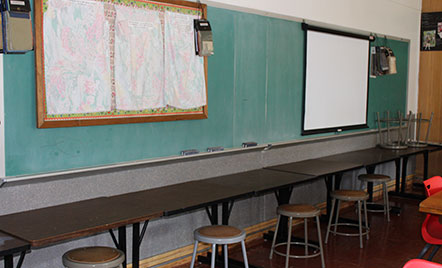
[416,0,442,178]
[422,0,442,12]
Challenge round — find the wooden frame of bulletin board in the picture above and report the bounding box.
[35,0,208,128]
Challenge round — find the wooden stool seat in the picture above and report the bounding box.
[278,204,321,218]
[331,190,369,201]
[198,225,243,239]
[62,246,125,268]
[191,225,249,268]
[358,174,390,183]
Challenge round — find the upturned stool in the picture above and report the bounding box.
[62,246,125,268]
[325,190,369,248]
[358,173,391,221]
[269,204,325,268]
[190,225,249,268]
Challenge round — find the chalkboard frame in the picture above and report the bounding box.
[34,0,208,128]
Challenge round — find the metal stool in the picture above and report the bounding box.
[325,190,369,249]
[190,225,249,268]
[269,204,325,268]
[358,174,391,222]
[62,246,125,268]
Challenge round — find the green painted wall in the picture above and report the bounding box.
[3,7,408,176]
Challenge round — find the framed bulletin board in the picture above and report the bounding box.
[35,0,208,128]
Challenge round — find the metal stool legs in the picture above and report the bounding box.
[270,214,325,268]
[325,198,336,246]
[325,198,369,249]
[190,241,198,268]
[383,182,391,222]
[285,217,293,268]
[269,214,281,260]
[240,240,249,268]
[363,181,390,222]
[316,215,326,267]
[210,244,216,268]
[189,242,249,268]
[358,174,391,222]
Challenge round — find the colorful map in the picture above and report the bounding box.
[164,11,206,109]
[114,5,164,110]
[44,0,111,115]
[42,0,206,120]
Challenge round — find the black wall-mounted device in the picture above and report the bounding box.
[194,19,213,57]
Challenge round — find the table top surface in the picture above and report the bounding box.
[1,145,439,248]
[317,147,400,166]
[202,169,315,196]
[419,191,442,215]
[0,169,312,246]
[276,146,442,173]
[0,196,163,247]
[266,159,363,176]
[0,231,29,257]
[100,169,314,217]
[109,179,255,217]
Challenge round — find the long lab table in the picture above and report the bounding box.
[0,169,313,268]
[317,146,442,197]
[0,145,440,268]
[266,145,442,215]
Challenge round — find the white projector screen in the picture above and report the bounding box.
[302,25,370,135]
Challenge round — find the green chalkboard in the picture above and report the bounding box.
[367,38,409,125]
[3,7,408,176]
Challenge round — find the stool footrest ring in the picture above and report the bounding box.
[329,223,369,237]
[273,242,321,259]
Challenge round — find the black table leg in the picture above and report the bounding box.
[2,251,27,268]
[205,204,218,225]
[132,221,149,268]
[394,158,401,193]
[401,156,408,193]
[16,251,26,268]
[389,155,426,200]
[118,226,127,268]
[366,166,376,202]
[325,175,334,217]
[133,223,140,268]
[222,201,234,226]
[4,255,13,268]
[424,150,429,181]
[109,227,127,268]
